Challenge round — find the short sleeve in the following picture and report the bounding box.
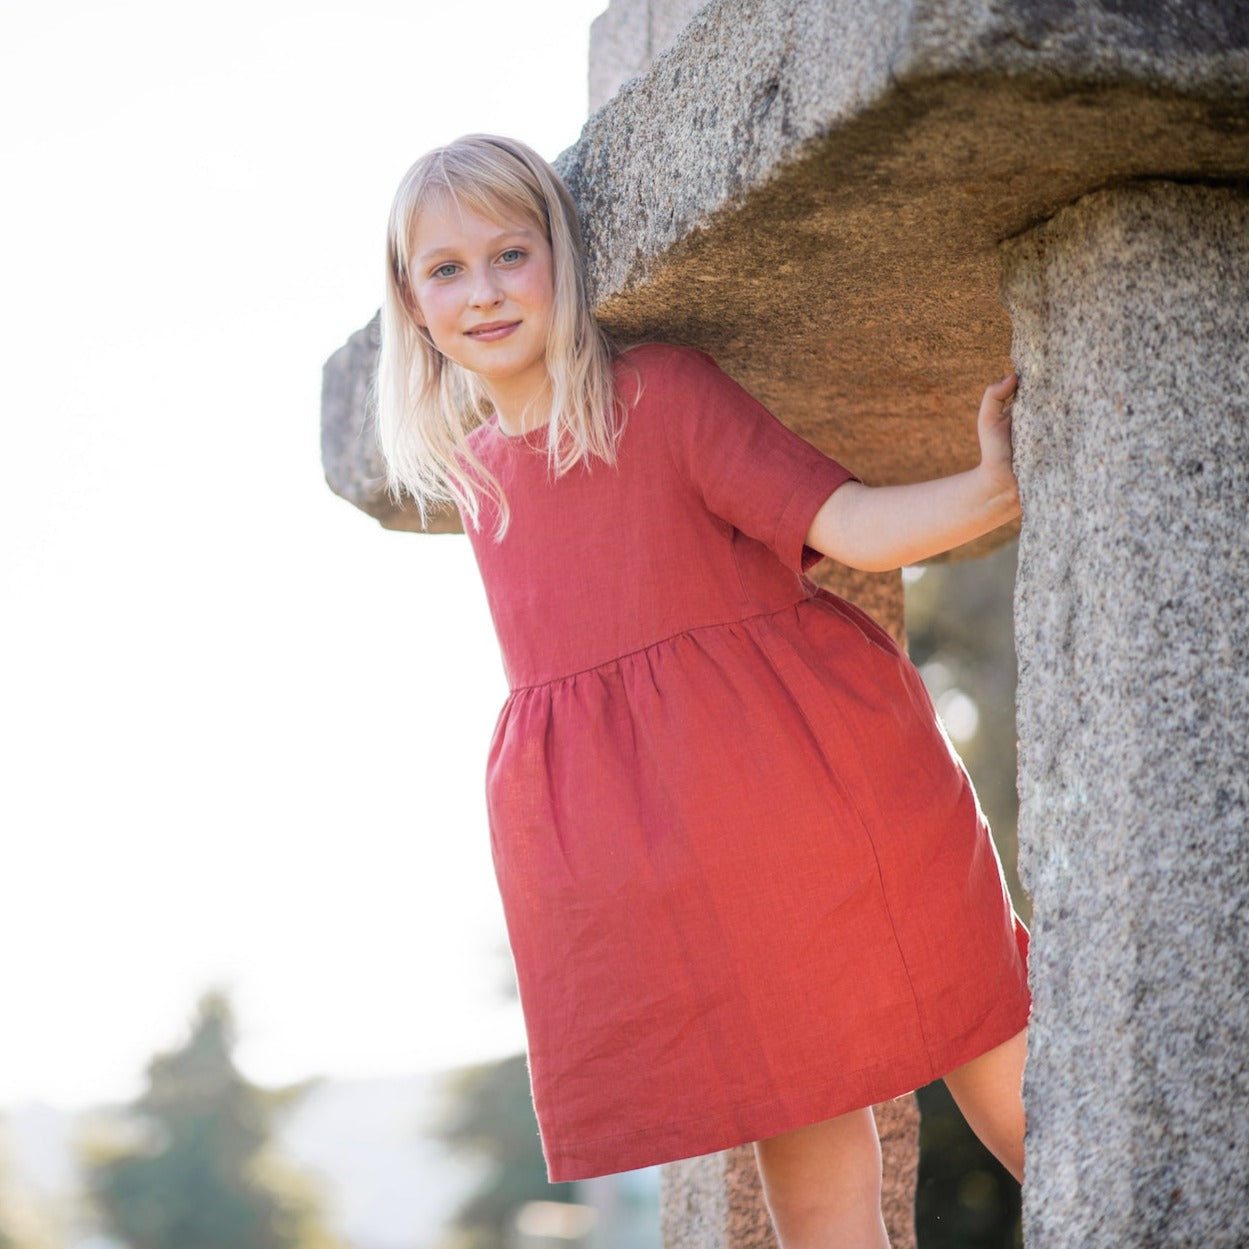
[655,346,858,575]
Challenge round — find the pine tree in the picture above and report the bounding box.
[433,1053,576,1249]
[83,991,339,1249]
[906,544,1024,1249]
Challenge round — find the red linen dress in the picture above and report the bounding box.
[457,343,1030,1183]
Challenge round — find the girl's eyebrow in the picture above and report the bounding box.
[416,226,539,265]
[417,246,461,263]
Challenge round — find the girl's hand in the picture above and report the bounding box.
[804,368,1023,571]
[976,371,1020,517]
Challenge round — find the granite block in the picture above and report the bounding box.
[1003,180,1249,1249]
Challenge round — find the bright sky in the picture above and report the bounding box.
[1,0,608,1108]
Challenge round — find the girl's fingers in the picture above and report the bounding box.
[979,373,1018,428]
[984,371,1018,402]
[978,372,1018,469]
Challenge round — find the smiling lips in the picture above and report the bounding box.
[465,320,520,341]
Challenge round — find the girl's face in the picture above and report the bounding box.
[406,196,555,416]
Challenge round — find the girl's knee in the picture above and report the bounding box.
[754,1109,887,1247]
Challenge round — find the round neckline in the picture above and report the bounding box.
[489,413,551,443]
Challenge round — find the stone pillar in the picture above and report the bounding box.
[660,565,919,1249]
[1003,182,1249,1248]
[588,0,707,112]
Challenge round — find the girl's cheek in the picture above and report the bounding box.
[416,288,445,324]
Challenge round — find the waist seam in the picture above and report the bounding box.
[508,593,815,692]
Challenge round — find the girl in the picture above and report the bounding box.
[377,134,1029,1249]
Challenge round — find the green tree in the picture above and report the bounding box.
[906,541,1026,919]
[906,543,1024,1249]
[432,1053,576,1249]
[83,990,339,1249]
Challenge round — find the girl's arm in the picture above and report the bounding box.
[805,373,1020,573]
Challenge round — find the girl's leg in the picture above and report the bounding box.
[941,1026,1028,1182]
[753,1108,890,1249]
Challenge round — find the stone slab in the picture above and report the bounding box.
[562,0,1249,519]
[321,314,455,533]
[325,0,1249,540]
[1003,180,1249,1248]
[589,0,708,113]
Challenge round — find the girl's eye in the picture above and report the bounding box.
[433,263,460,279]
[499,248,525,264]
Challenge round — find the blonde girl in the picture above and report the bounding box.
[377,134,1029,1249]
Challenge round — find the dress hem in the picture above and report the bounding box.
[543,992,1031,1183]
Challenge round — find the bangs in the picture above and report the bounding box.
[434,154,549,236]
[393,142,551,283]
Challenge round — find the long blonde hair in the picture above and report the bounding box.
[376,134,624,539]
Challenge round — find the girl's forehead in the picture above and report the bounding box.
[412,187,541,241]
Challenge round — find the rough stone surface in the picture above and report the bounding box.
[326,0,1249,540]
[871,1095,919,1249]
[320,315,459,534]
[589,0,708,113]
[1003,181,1249,1248]
[561,0,1249,549]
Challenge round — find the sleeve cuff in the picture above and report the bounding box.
[775,462,859,576]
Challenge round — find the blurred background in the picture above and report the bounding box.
[1,2,1025,1246]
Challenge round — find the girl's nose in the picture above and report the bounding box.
[469,269,504,308]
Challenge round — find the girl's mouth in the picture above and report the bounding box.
[466,321,520,341]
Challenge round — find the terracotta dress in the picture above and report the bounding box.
[457,343,1030,1182]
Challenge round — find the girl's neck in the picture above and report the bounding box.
[489,376,553,437]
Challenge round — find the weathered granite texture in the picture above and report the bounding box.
[1003,181,1249,1248]
[589,0,707,112]
[324,0,1249,539]
[563,0,1249,531]
[321,313,461,533]
[872,1093,919,1249]
[660,1148,773,1249]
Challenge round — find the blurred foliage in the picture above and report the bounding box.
[906,541,1026,1249]
[82,990,340,1249]
[905,542,1028,921]
[915,1081,1022,1249]
[432,1054,575,1249]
